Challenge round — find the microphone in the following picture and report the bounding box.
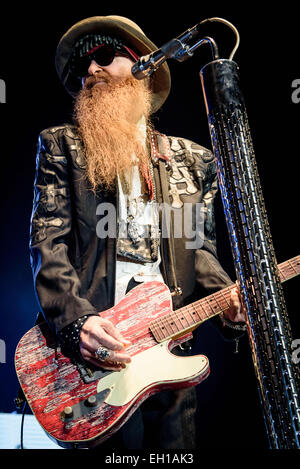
[131,23,202,80]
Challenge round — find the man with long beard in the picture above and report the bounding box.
[75,68,152,195]
[29,16,246,449]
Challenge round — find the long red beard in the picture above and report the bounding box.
[73,74,152,192]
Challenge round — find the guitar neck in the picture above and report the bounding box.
[149,255,300,343]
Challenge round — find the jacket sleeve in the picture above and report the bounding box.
[193,150,246,340]
[195,158,233,291]
[29,128,98,334]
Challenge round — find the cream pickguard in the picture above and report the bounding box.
[98,341,209,406]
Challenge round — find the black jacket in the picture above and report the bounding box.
[30,124,234,335]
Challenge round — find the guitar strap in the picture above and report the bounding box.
[150,130,183,307]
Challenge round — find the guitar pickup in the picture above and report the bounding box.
[60,388,111,422]
[76,360,112,383]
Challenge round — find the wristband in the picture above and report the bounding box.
[58,315,91,356]
[219,312,247,331]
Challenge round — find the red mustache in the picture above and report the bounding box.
[83,72,110,90]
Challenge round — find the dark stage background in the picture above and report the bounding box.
[0,3,299,450]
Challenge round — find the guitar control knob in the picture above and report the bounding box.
[86,395,97,407]
[62,406,73,419]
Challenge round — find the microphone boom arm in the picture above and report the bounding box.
[131,17,238,80]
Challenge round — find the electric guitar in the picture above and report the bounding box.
[15,255,300,448]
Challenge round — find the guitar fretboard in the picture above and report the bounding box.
[149,255,300,343]
[278,256,300,282]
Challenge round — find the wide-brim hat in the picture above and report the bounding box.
[55,15,171,113]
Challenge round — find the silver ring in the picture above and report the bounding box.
[95,346,110,362]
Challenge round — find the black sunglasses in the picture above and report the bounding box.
[70,44,136,79]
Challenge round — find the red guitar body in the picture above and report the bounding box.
[15,281,210,448]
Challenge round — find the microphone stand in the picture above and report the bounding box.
[200,52,300,449]
[132,18,300,448]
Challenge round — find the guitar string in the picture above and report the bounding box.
[149,258,300,340]
[112,258,299,342]
[149,287,233,340]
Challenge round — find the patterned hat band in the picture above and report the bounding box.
[70,34,139,70]
[73,34,123,58]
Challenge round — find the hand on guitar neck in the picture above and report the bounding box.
[225,283,247,323]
